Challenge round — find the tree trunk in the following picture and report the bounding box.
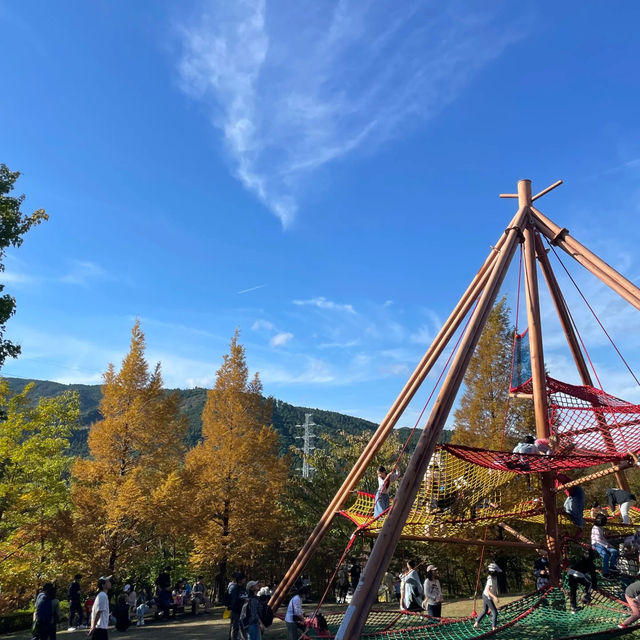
[216,498,231,601]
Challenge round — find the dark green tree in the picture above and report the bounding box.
[0,165,48,369]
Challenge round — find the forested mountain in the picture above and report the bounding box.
[4,377,451,455]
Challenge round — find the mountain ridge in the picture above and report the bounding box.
[4,377,450,455]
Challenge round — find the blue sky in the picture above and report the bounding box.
[1,0,640,426]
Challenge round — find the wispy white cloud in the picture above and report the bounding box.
[2,270,37,285]
[252,319,274,331]
[270,331,293,347]
[177,0,523,226]
[237,284,267,294]
[293,296,356,314]
[60,260,108,286]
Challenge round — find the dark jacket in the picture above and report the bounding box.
[607,488,636,510]
[229,583,247,614]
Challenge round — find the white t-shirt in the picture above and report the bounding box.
[483,576,497,598]
[92,591,110,629]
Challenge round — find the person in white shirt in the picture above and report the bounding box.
[90,575,112,640]
[422,565,443,617]
[474,563,501,631]
[591,513,619,576]
[284,589,305,640]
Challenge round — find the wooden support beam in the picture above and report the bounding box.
[268,209,524,612]
[534,234,631,492]
[532,206,640,312]
[521,180,561,586]
[552,460,634,493]
[532,180,563,202]
[498,522,537,546]
[334,205,528,640]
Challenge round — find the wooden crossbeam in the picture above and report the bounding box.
[552,460,634,493]
[498,522,537,546]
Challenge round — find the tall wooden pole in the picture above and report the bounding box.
[268,212,519,612]
[532,206,640,311]
[335,205,528,640]
[520,180,561,585]
[534,234,631,492]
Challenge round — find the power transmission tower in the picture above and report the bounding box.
[295,413,317,479]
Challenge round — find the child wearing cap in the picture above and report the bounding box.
[422,565,443,618]
[474,563,501,631]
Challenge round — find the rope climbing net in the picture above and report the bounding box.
[303,588,637,639]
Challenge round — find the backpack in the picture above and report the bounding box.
[260,603,274,628]
[239,600,251,628]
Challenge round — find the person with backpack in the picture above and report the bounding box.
[229,573,247,640]
[240,581,263,640]
[33,583,56,640]
[67,574,84,631]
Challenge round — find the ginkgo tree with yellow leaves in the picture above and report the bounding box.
[71,321,187,574]
[183,331,289,598]
[0,380,78,609]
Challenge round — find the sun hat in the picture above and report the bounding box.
[487,563,502,573]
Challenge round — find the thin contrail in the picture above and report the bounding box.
[237,284,267,295]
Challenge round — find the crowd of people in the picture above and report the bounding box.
[31,568,213,640]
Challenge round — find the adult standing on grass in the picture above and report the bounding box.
[229,573,248,640]
[422,565,443,617]
[89,576,112,640]
[155,566,173,618]
[241,581,263,640]
[34,582,56,640]
[68,574,84,631]
[284,587,305,640]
